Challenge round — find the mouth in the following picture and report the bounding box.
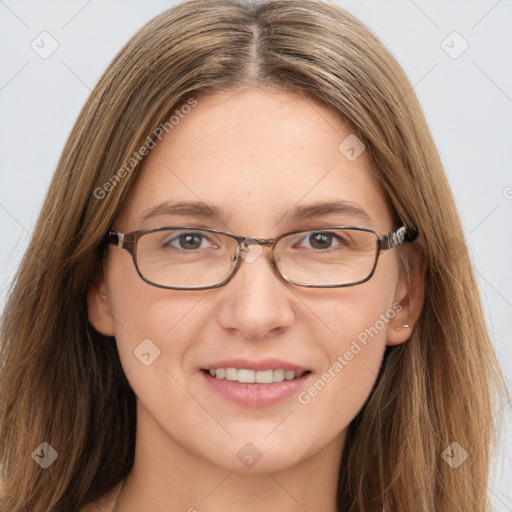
[199,365,313,407]
[201,368,312,383]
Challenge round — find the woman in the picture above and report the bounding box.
[0,0,506,510]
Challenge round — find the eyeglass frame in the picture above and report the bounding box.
[105,224,419,290]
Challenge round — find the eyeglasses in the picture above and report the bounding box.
[105,225,419,290]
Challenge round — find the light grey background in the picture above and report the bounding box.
[0,0,510,509]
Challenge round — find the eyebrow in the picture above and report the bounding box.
[138,199,374,227]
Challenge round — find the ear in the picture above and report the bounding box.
[87,273,116,337]
[386,242,426,346]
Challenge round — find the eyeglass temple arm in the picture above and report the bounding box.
[106,230,125,249]
[379,226,419,250]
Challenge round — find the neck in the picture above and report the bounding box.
[115,402,345,512]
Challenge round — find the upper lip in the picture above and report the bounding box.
[202,358,310,373]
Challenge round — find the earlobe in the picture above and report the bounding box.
[87,278,116,337]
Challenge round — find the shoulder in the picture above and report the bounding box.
[78,480,124,512]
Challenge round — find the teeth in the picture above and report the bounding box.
[225,368,238,381]
[207,367,306,383]
[238,369,255,383]
[273,369,285,382]
[255,369,273,384]
[284,370,296,381]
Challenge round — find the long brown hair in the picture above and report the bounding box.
[0,0,506,510]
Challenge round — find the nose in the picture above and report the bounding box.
[216,242,295,340]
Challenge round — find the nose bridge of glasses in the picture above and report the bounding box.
[236,236,275,253]
[234,237,279,267]
[239,236,275,247]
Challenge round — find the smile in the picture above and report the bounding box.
[200,367,313,408]
[205,368,309,383]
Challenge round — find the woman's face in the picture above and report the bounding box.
[89,86,420,473]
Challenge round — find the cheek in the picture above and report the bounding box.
[298,263,399,423]
[108,289,206,431]
[105,257,202,395]
[298,295,392,427]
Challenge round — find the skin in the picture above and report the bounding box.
[87,86,424,512]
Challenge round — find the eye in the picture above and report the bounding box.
[297,231,351,251]
[163,232,216,251]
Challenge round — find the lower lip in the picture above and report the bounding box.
[200,370,312,408]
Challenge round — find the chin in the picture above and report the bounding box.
[197,434,316,474]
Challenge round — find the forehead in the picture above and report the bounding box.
[116,87,393,235]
